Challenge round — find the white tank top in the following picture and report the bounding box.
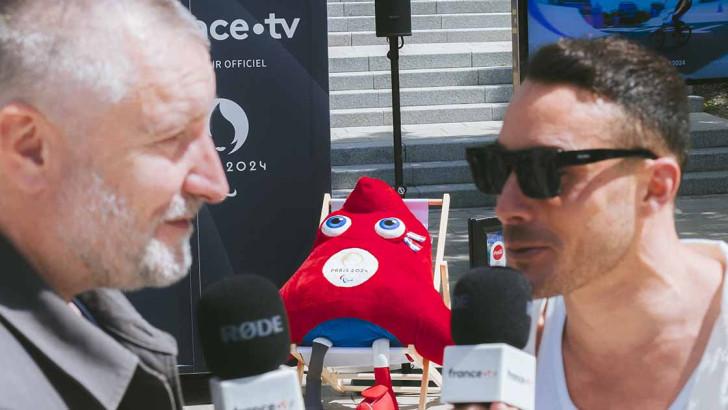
[531,239,728,409]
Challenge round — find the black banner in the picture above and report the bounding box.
[128,0,330,372]
[187,0,330,288]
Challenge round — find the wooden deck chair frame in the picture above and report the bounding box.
[290,192,451,410]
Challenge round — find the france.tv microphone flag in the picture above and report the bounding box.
[442,266,535,409]
[198,275,304,410]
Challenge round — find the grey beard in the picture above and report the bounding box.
[57,172,195,291]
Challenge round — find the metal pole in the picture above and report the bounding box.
[387,35,406,198]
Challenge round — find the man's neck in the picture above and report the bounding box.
[564,238,722,357]
[561,237,724,408]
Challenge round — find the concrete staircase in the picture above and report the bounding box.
[327,0,728,207]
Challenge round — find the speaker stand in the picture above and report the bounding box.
[387,35,406,198]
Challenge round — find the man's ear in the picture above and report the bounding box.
[642,157,681,213]
[0,103,55,193]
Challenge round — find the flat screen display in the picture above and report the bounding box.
[526,0,728,81]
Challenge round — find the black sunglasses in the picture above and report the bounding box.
[466,144,658,199]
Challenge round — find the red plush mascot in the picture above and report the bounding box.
[280,177,452,409]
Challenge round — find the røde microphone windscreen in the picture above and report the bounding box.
[198,274,290,379]
[198,275,303,410]
[443,267,535,410]
[451,266,532,348]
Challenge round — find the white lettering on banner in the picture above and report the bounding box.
[198,14,301,41]
[220,315,285,343]
[225,161,268,173]
[207,97,269,199]
[209,19,229,40]
[230,19,249,40]
[213,59,268,70]
[263,13,300,39]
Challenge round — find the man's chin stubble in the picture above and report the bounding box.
[136,237,192,288]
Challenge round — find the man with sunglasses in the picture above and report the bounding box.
[467,37,727,408]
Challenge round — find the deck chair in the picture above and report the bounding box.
[291,193,452,410]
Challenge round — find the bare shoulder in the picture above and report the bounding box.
[681,240,726,283]
[682,240,727,265]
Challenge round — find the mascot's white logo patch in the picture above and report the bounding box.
[322,248,378,288]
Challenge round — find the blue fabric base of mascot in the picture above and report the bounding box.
[301,318,403,348]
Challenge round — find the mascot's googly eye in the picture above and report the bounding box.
[322,215,352,237]
[375,217,406,239]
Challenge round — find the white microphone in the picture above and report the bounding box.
[442,267,535,410]
[198,275,304,410]
[209,367,302,410]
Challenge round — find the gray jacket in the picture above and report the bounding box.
[0,236,184,409]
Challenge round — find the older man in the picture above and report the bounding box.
[467,37,727,408]
[0,1,228,408]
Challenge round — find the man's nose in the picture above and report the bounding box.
[494,172,533,224]
[183,133,230,204]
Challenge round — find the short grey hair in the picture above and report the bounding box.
[0,0,208,129]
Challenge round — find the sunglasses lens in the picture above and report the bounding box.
[468,145,563,198]
[467,146,510,195]
[486,149,510,194]
[515,149,560,198]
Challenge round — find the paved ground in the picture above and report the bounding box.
[184,194,728,409]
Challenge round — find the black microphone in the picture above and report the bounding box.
[442,267,535,409]
[197,275,303,409]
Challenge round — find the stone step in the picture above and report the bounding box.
[332,120,501,146]
[331,122,500,166]
[366,184,497,208]
[327,0,510,17]
[329,42,511,73]
[328,27,510,46]
[330,84,512,109]
[691,112,728,148]
[332,160,468,188]
[333,183,497,208]
[331,102,508,127]
[680,171,728,196]
[686,147,728,172]
[328,13,511,33]
[331,112,728,156]
[689,95,705,112]
[330,66,512,91]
